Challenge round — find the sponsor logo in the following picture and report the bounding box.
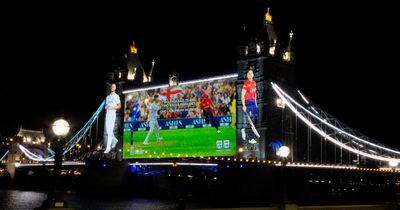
[223,140,230,148]
[216,140,223,149]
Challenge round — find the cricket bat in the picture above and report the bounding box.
[245,111,260,139]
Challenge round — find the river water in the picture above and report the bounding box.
[0,190,181,210]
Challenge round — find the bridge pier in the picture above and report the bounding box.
[6,143,20,179]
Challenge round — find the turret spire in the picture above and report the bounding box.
[264,8,277,56]
[283,30,294,62]
[265,7,272,23]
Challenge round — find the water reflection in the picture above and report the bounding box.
[0,190,179,210]
[0,190,47,210]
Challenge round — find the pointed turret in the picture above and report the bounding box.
[143,59,155,83]
[148,59,155,82]
[283,30,294,62]
[264,8,278,56]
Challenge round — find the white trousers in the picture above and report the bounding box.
[144,120,161,143]
[105,112,118,149]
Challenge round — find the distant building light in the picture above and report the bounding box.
[256,44,261,54]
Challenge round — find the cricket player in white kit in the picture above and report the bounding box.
[143,95,163,145]
[105,83,121,153]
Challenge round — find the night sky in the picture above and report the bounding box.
[1,1,398,147]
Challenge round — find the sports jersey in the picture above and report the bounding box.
[243,80,256,101]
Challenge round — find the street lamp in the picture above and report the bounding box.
[52,119,70,136]
[36,119,70,210]
[276,145,291,205]
[277,146,290,159]
[389,160,399,168]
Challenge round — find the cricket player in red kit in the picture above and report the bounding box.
[200,93,221,133]
[241,70,259,144]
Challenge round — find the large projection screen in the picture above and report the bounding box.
[122,74,237,159]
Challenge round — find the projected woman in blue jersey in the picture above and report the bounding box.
[129,96,141,145]
[143,95,163,145]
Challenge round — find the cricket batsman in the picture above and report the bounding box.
[241,70,259,144]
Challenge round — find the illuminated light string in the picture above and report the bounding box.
[18,145,54,162]
[273,83,400,155]
[18,101,105,162]
[63,100,106,156]
[272,83,399,162]
[0,150,9,161]
[297,90,309,104]
[18,145,45,161]
[129,162,218,167]
[15,161,85,168]
[123,73,238,94]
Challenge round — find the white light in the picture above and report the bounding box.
[310,106,319,115]
[179,74,238,86]
[274,83,400,155]
[52,119,70,136]
[271,82,400,162]
[126,95,133,100]
[389,160,399,167]
[297,90,310,104]
[238,147,244,153]
[269,46,275,56]
[128,162,218,167]
[127,67,136,80]
[276,98,285,108]
[256,44,261,54]
[277,146,290,158]
[123,74,238,94]
[15,162,20,168]
[123,84,169,94]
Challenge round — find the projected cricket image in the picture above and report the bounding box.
[122,75,237,159]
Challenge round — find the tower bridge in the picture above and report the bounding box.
[1,8,399,207]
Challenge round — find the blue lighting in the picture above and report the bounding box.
[130,165,139,173]
[240,164,243,168]
[102,163,107,168]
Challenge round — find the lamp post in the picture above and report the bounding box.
[277,145,291,205]
[36,119,70,210]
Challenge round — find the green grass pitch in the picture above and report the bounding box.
[122,126,237,159]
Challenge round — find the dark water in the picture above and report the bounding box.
[0,190,180,210]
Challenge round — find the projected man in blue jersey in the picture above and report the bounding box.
[143,95,163,145]
[105,83,121,153]
[129,97,141,145]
